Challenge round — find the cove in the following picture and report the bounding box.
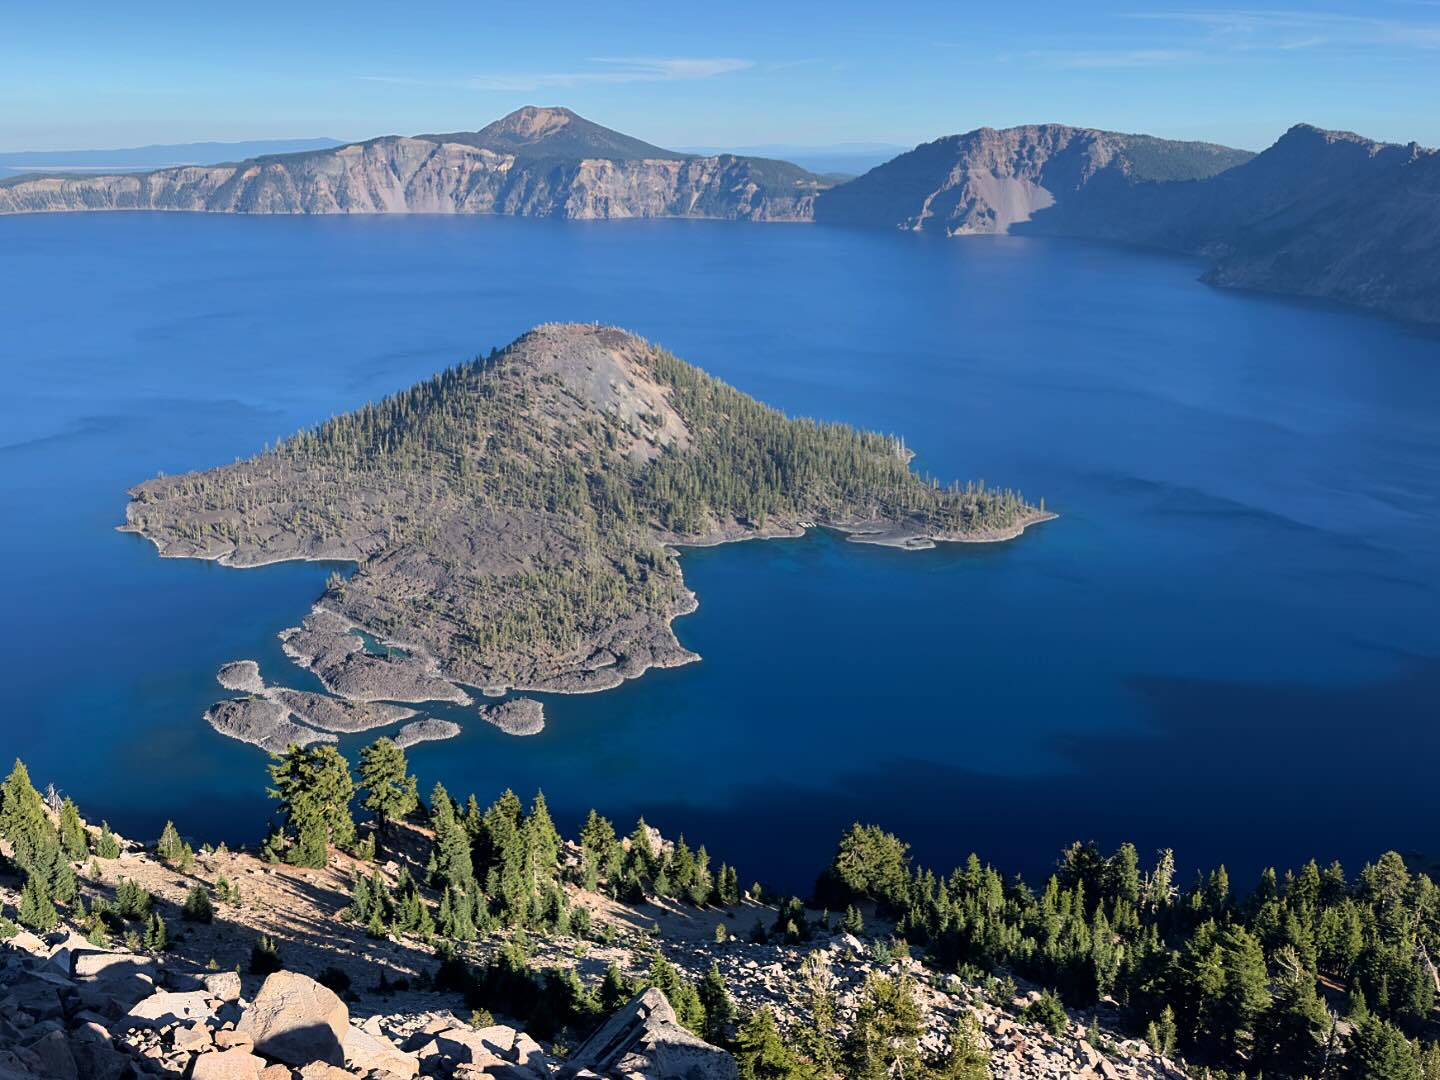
[3,211,1440,891]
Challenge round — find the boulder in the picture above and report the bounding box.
[345,1025,419,1077]
[204,971,243,1002]
[26,1030,77,1080]
[297,1065,354,1080]
[175,1022,215,1052]
[185,1047,268,1080]
[4,931,46,957]
[128,990,216,1028]
[44,933,92,977]
[564,988,737,1080]
[214,1030,256,1051]
[237,971,348,1067]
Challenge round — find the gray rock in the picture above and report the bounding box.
[184,1047,267,1080]
[344,1025,419,1077]
[26,1030,77,1080]
[204,971,242,1002]
[236,971,348,1067]
[564,988,737,1080]
[127,990,215,1028]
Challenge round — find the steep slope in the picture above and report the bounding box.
[813,124,1251,234]
[815,121,1440,324]
[122,324,1048,703]
[419,104,678,159]
[0,106,828,221]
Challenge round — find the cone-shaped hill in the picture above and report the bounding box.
[123,324,1051,699]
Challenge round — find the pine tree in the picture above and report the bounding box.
[843,973,925,1080]
[157,820,185,861]
[94,821,121,859]
[268,744,356,867]
[524,791,561,889]
[1347,1016,1422,1080]
[182,885,214,923]
[58,797,87,860]
[698,963,737,1046]
[17,875,58,931]
[734,1008,813,1080]
[798,955,840,1074]
[250,934,282,974]
[144,912,168,952]
[0,760,56,872]
[357,737,418,837]
[430,782,476,893]
[934,1013,990,1080]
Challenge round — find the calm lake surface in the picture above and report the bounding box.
[3,212,1439,892]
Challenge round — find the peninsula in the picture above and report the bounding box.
[122,324,1050,713]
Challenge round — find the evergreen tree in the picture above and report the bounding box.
[357,737,418,837]
[698,963,736,1047]
[1255,947,1331,1077]
[843,973,925,1080]
[579,809,619,891]
[157,820,186,861]
[649,955,706,1034]
[1347,1016,1422,1080]
[0,760,55,872]
[268,744,356,867]
[933,1013,990,1080]
[17,875,58,931]
[524,791,561,889]
[798,955,840,1074]
[94,821,121,859]
[144,912,168,952]
[182,885,214,923]
[734,1008,814,1080]
[57,797,87,861]
[429,782,476,893]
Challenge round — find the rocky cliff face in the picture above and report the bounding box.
[814,122,1440,325]
[0,107,826,222]
[813,124,1252,234]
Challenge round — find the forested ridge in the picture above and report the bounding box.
[126,325,1043,691]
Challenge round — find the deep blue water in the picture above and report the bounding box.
[4,212,1440,893]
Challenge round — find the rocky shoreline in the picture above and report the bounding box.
[479,698,545,737]
[124,324,1053,736]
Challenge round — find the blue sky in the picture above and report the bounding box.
[2,0,1438,152]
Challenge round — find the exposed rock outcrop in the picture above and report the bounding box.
[815,121,1440,325]
[0,107,827,223]
[564,988,736,1080]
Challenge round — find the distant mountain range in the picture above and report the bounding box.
[0,108,826,222]
[2,107,1435,325]
[0,137,344,176]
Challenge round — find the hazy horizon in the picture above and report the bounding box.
[4,1,1438,154]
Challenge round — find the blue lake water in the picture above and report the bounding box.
[3,211,1440,893]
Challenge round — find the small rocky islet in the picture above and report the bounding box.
[125,322,1052,753]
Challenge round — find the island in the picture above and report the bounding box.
[123,323,1053,721]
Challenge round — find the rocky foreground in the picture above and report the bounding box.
[0,824,1190,1080]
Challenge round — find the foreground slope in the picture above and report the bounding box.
[0,106,827,222]
[123,324,1048,701]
